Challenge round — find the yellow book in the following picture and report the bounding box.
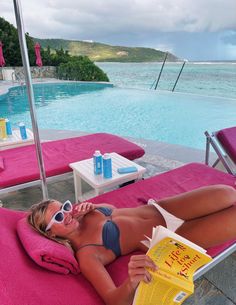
[133,226,212,305]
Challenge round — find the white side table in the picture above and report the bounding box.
[0,128,34,150]
[69,152,146,202]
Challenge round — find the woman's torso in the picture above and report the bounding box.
[75,205,166,264]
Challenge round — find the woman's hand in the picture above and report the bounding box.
[73,202,95,218]
[128,255,158,290]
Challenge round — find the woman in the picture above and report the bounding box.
[28,185,236,305]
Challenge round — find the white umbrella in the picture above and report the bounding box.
[13,0,48,200]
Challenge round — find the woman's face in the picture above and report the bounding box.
[45,200,79,238]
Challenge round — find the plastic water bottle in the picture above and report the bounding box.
[5,119,12,136]
[103,153,112,179]
[19,122,27,140]
[93,150,103,175]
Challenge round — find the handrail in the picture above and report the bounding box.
[171,61,186,92]
[150,57,187,92]
[153,52,168,90]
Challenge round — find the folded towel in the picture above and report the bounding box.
[17,217,80,275]
[0,156,4,172]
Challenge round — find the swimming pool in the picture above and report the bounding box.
[1,81,236,150]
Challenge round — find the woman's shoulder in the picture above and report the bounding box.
[76,244,115,266]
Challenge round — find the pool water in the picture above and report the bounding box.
[1,82,236,150]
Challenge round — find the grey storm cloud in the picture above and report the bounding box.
[1,0,236,39]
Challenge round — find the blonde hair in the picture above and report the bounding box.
[27,199,73,251]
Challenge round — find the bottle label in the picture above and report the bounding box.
[93,155,103,175]
[103,157,112,179]
[6,121,12,135]
[19,125,27,140]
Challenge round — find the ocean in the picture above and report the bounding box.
[1,62,235,150]
[97,62,236,99]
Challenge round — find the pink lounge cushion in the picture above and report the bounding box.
[0,156,4,172]
[0,208,103,305]
[0,163,235,305]
[0,132,145,188]
[17,217,80,275]
[216,126,236,162]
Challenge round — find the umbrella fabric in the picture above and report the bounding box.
[34,43,43,67]
[0,41,5,67]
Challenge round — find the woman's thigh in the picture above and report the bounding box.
[175,205,236,248]
[158,185,236,220]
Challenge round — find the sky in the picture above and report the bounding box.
[1,0,236,61]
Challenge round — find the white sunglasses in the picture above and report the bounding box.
[45,200,73,231]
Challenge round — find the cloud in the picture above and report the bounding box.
[1,0,236,60]
[154,43,174,54]
[1,0,236,39]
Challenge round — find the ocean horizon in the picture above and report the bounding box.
[97,62,236,99]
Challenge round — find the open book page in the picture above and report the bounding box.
[150,226,207,254]
[133,226,212,305]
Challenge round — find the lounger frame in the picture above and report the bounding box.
[205,131,236,176]
[0,172,73,196]
[194,242,236,280]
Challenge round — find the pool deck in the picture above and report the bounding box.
[0,128,235,305]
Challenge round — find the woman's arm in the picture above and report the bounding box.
[78,250,157,305]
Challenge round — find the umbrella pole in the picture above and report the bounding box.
[13,0,48,200]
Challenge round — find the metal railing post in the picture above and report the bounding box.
[154,52,168,90]
[172,61,186,92]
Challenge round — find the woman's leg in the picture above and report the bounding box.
[157,185,236,220]
[175,204,236,248]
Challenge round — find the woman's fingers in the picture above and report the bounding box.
[73,202,94,216]
[81,202,91,211]
[129,255,157,271]
[129,266,152,280]
[128,255,158,289]
[130,272,152,285]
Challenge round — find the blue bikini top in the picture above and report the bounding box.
[76,207,121,257]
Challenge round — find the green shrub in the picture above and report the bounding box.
[57,56,109,82]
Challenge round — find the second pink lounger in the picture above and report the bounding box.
[0,132,145,193]
[205,126,236,175]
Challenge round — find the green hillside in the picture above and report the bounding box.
[34,38,179,62]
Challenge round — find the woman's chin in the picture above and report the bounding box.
[66,218,80,231]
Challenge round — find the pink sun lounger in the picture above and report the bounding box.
[0,163,235,305]
[205,126,236,175]
[0,133,145,195]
